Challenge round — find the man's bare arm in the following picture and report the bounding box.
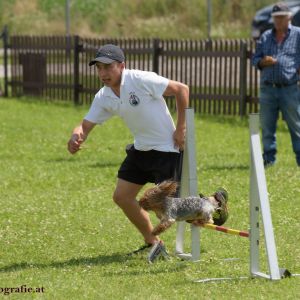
[164,80,189,150]
[67,119,96,154]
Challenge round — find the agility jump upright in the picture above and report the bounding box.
[175,109,289,281]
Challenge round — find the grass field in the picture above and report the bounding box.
[0,98,299,299]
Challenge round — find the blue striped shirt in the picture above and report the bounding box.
[252,24,300,85]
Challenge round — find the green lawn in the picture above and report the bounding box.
[0,98,299,299]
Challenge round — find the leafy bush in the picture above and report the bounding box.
[0,0,278,38]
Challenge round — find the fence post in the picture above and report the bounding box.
[239,41,247,116]
[73,35,81,105]
[152,38,161,74]
[2,25,9,97]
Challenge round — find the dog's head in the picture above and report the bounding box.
[212,188,229,226]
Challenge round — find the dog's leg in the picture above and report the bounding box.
[152,219,175,236]
[154,211,163,220]
[190,219,205,226]
[190,211,214,226]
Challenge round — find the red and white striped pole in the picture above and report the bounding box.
[202,223,249,238]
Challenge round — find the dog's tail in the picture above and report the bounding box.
[139,181,178,211]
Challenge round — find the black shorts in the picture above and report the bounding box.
[118,144,182,185]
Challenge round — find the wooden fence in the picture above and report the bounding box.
[2,33,260,115]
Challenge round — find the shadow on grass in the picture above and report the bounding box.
[101,261,188,277]
[88,161,121,168]
[203,164,249,171]
[45,157,78,163]
[45,158,120,168]
[0,253,129,273]
[0,253,188,275]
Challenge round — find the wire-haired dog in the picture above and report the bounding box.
[139,181,228,236]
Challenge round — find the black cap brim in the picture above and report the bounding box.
[89,57,116,66]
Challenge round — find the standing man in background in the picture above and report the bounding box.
[252,2,300,167]
[67,44,189,262]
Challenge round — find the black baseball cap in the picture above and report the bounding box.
[89,44,125,66]
[271,2,291,17]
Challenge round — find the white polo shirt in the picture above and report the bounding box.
[85,69,178,152]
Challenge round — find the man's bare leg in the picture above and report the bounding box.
[113,178,159,245]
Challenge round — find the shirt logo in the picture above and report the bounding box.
[129,92,140,106]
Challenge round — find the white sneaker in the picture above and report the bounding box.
[147,241,169,263]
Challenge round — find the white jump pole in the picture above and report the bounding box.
[175,108,200,261]
[194,113,290,283]
[249,113,281,280]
